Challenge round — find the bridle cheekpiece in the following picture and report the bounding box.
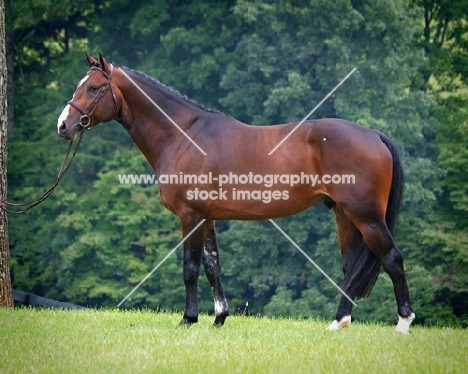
[67,63,119,129]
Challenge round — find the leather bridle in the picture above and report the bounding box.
[0,64,119,214]
[67,64,119,129]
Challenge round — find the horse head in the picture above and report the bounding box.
[57,53,119,140]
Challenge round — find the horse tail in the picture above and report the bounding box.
[340,133,404,298]
[379,133,404,236]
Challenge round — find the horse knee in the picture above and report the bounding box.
[183,262,201,283]
[203,252,222,283]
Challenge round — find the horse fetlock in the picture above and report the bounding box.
[214,299,229,315]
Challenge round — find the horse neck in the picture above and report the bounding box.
[115,68,200,169]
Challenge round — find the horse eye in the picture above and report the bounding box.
[89,86,99,93]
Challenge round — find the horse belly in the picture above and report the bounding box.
[210,185,324,220]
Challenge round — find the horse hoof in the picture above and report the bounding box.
[326,315,351,331]
[179,316,198,327]
[213,314,228,327]
[395,313,415,334]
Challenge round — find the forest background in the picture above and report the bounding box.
[5,0,468,327]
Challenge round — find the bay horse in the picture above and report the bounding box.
[57,53,415,333]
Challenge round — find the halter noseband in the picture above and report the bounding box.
[67,64,119,129]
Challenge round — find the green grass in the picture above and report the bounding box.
[0,308,467,373]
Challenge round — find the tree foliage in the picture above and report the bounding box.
[6,0,468,327]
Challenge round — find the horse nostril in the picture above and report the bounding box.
[59,122,66,133]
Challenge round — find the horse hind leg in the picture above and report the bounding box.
[350,214,415,333]
[327,205,379,331]
[202,220,229,326]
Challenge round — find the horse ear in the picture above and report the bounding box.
[86,52,99,68]
[98,53,111,74]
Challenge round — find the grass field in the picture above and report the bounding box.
[1,308,467,373]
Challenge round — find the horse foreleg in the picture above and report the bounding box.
[179,216,206,326]
[202,220,229,326]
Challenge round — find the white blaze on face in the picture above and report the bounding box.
[74,74,90,98]
[57,74,90,133]
[57,104,70,133]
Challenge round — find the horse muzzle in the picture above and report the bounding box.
[58,115,90,140]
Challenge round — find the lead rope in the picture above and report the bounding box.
[2,62,117,215]
[0,127,86,215]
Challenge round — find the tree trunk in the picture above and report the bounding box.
[5,29,13,129]
[0,0,13,308]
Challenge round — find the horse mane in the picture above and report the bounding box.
[117,64,229,117]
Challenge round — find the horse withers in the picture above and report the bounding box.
[57,53,415,333]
